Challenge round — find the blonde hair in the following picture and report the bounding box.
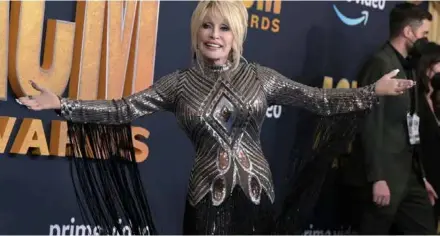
[190,0,248,69]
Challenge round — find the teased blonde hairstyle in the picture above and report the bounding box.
[190,0,248,69]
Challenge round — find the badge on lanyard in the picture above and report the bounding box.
[407,112,420,145]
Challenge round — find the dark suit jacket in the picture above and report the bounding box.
[343,43,425,200]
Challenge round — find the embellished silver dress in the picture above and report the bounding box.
[60,61,378,234]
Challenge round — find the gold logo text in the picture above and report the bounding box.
[0,1,159,162]
[243,0,281,33]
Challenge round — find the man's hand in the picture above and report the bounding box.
[424,178,438,205]
[373,180,391,206]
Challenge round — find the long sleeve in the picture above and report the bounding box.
[61,71,181,235]
[60,71,180,124]
[357,57,388,182]
[270,62,379,233]
[257,65,379,116]
[363,96,385,182]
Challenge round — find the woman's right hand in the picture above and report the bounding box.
[16,80,61,111]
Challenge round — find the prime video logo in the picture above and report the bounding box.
[333,0,386,26]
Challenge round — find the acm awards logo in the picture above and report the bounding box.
[243,0,281,33]
[0,1,154,162]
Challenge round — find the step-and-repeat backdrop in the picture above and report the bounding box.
[0,0,408,235]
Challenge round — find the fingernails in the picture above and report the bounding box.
[15,99,22,105]
[393,69,400,73]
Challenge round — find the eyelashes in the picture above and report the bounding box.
[201,22,230,31]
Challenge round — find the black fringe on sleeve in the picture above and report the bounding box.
[274,111,368,234]
[66,122,157,235]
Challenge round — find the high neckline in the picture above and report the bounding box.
[194,59,233,75]
[206,62,232,72]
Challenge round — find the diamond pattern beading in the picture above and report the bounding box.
[201,81,249,147]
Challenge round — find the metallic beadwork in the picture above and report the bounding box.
[211,176,227,206]
[217,150,230,172]
[59,61,378,207]
[249,175,262,204]
[237,149,250,170]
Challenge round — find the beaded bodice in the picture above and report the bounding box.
[60,62,378,206]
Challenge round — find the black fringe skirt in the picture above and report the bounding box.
[183,187,275,235]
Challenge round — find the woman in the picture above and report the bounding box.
[416,42,440,219]
[417,42,440,124]
[17,0,414,234]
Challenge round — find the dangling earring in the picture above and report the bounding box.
[228,49,234,62]
[193,44,200,60]
[240,55,248,64]
[194,48,206,75]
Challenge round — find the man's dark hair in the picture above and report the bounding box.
[389,2,432,39]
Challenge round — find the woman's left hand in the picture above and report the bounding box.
[375,69,415,96]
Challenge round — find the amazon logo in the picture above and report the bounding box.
[333,0,386,27]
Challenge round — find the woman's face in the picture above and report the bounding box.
[427,62,440,79]
[197,11,234,65]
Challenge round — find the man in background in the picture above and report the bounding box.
[343,3,437,234]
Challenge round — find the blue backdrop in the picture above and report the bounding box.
[0,1,407,235]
